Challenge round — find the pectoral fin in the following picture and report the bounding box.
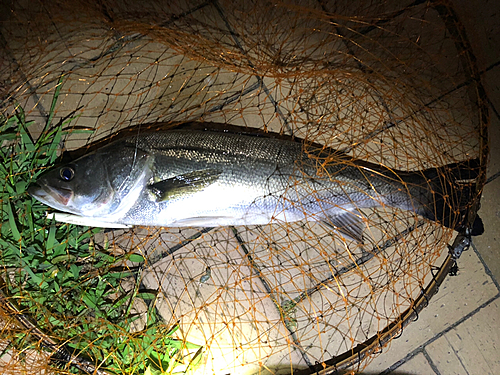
[323,210,365,243]
[46,212,132,229]
[148,169,222,202]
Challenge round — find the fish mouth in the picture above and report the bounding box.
[28,182,74,206]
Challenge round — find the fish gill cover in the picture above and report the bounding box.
[0,0,488,374]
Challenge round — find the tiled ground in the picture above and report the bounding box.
[363,1,500,374]
[1,1,499,374]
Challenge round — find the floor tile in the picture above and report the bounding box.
[363,248,498,373]
[426,298,500,375]
[472,88,500,284]
[472,175,500,284]
[482,64,500,118]
[482,97,500,176]
[139,227,301,375]
[452,0,500,71]
[387,352,436,375]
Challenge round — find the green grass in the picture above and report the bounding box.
[0,78,202,374]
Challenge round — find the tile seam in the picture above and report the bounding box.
[378,293,499,374]
[422,347,443,375]
[210,0,293,135]
[471,241,500,292]
[0,31,48,118]
[443,334,472,375]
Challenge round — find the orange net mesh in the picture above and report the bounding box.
[0,0,488,374]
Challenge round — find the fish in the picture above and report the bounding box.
[28,123,483,240]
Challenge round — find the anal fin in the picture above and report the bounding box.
[322,210,365,243]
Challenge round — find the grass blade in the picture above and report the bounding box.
[46,75,65,132]
[5,201,21,242]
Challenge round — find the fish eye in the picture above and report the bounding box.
[60,167,75,181]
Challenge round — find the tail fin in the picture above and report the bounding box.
[418,158,483,235]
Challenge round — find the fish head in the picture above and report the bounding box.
[28,144,152,218]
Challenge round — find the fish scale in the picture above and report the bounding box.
[124,131,381,225]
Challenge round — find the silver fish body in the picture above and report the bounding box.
[28,126,480,236]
